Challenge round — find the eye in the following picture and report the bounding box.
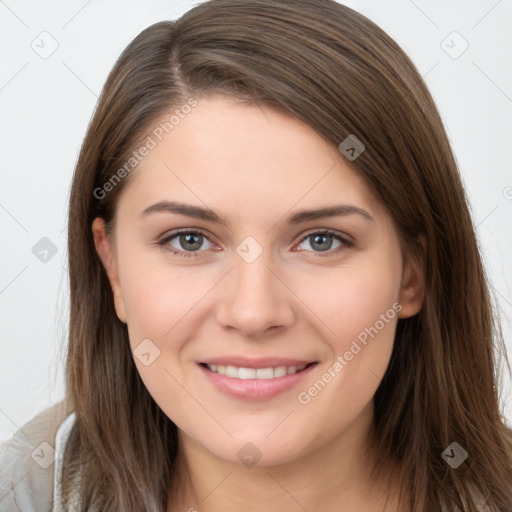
[158,230,216,258]
[158,228,353,259]
[295,229,353,257]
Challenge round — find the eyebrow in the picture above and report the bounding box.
[140,200,374,225]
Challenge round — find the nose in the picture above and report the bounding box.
[215,248,296,338]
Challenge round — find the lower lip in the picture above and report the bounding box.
[198,363,318,400]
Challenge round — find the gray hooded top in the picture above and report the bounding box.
[0,401,77,512]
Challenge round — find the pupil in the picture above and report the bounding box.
[311,234,332,252]
[181,233,202,251]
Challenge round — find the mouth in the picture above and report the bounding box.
[199,362,316,380]
[197,359,319,400]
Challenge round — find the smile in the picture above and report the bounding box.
[202,363,311,379]
[198,361,318,400]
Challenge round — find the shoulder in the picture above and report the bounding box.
[0,400,74,512]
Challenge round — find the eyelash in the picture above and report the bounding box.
[157,229,354,259]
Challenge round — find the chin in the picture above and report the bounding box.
[198,430,314,468]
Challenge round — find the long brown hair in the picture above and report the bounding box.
[61,1,512,510]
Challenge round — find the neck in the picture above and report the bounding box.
[168,402,406,512]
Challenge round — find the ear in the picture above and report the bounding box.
[91,217,127,323]
[397,235,426,319]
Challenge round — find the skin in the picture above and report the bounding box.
[93,94,424,511]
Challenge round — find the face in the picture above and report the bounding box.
[93,95,424,467]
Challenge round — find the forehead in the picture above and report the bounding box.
[116,95,384,224]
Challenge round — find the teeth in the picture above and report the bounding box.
[256,367,274,379]
[205,363,308,379]
[239,367,257,379]
[273,366,287,377]
[225,365,239,378]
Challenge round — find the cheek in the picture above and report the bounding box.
[119,260,216,407]
[292,289,399,450]
[119,262,206,423]
[294,251,401,413]
[295,256,402,347]
[120,255,209,345]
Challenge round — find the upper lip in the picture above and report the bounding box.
[200,357,317,369]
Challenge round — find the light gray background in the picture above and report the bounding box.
[1,0,511,442]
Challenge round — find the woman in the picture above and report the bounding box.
[1,1,511,510]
